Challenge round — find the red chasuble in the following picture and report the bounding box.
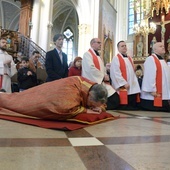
[88,49,100,70]
[0,76,95,120]
[152,55,162,107]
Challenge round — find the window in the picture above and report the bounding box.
[62,28,74,64]
[128,0,144,35]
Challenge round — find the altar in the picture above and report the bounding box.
[133,0,170,62]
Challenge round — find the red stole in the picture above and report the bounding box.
[117,54,140,104]
[152,55,162,107]
[0,75,2,89]
[88,49,100,70]
[117,54,129,104]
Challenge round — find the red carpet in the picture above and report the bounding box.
[0,112,119,131]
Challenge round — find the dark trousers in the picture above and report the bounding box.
[140,99,170,112]
[106,92,120,110]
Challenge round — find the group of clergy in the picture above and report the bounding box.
[82,38,170,112]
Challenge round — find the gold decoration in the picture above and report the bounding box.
[133,19,156,35]
[150,0,170,16]
[133,0,170,35]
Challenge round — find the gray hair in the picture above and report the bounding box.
[90,38,96,45]
[53,34,64,42]
[89,84,108,104]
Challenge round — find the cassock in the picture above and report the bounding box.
[82,48,120,110]
[0,50,17,93]
[0,76,95,120]
[140,54,170,112]
[110,53,140,109]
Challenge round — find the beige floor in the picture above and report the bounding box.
[0,110,170,170]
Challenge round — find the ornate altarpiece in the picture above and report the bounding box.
[133,0,170,66]
[103,33,113,66]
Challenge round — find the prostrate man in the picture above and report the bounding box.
[82,38,120,110]
[0,76,108,120]
[140,42,170,112]
[110,41,140,110]
[0,37,17,93]
[45,34,68,82]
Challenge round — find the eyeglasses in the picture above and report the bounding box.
[94,41,101,44]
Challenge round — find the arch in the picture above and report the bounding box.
[0,0,20,29]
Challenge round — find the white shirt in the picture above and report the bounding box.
[0,50,17,92]
[141,54,170,100]
[82,48,115,97]
[110,53,140,95]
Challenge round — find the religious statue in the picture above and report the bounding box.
[161,23,166,42]
[155,15,170,44]
[167,36,170,54]
[137,36,143,57]
[6,35,12,49]
[150,36,157,54]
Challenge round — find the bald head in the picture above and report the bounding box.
[153,42,165,56]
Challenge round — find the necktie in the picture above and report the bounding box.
[59,51,63,64]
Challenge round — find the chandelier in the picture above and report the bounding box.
[133,19,157,35]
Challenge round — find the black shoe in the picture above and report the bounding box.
[0,89,6,92]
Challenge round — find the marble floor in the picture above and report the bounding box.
[0,110,170,170]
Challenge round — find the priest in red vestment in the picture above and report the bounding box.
[0,76,108,120]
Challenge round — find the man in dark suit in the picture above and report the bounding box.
[45,34,68,82]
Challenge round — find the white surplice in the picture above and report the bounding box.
[141,54,170,100]
[82,48,115,97]
[110,53,140,94]
[0,50,17,93]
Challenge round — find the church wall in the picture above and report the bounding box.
[99,0,117,59]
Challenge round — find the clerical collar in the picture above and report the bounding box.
[94,50,100,56]
[155,54,164,60]
[122,54,128,58]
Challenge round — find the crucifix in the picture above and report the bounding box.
[155,15,170,44]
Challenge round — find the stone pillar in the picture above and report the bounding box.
[18,0,33,37]
[116,0,128,46]
[78,24,91,56]
[30,0,41,43]
[38,0,53,51]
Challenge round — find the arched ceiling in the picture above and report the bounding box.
[0,0,79,42]
[0,0,21,30]
[52,0,79,37]
[53,0,77,21]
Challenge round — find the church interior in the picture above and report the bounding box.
[0,0,170,169]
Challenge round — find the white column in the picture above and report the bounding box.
[115,0,128,42]
[77,0,100,56]
[38,0,53,51]
[30,0,41,43]
[90,0,100,37]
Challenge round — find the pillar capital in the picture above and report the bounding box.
[78,24,90,35]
